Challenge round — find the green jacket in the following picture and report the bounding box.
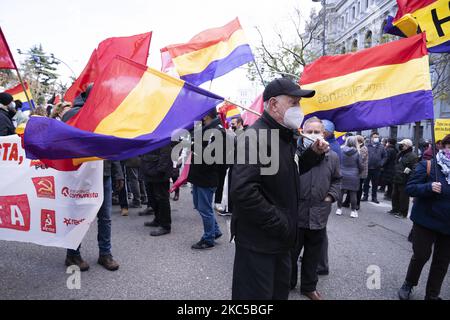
[393,148,418,185]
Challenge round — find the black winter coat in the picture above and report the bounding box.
[187,118,229,188]
[393,148,418,185]
[140,145,173,182]
[381,145,397,183]
[230,112,324,254]
[0,109,15,136]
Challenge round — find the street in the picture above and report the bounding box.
[1,185,449,300]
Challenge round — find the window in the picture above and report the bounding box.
[341,46,346,54]
[357,1,361,16]
[365,0,369,10]
[365,30,373,48]
[352,7,356,20]
[352,39,358,52]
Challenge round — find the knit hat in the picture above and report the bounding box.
[0,92,13,106]
[322,119,335,133]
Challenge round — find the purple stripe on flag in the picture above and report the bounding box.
[181,44,254,86]
[428,40,450,53]
[304,90,434,132]
[24,85,224,161]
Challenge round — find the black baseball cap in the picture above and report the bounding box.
[263,78,315,102]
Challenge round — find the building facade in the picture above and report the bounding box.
[310,0,450,143]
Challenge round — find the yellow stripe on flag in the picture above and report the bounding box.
[94,68,184,138]
[172,29,248,77]
[300,55,432,115]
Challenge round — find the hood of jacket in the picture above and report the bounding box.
[342,145,358,156]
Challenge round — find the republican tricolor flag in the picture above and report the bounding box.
[384,0,450,53]
[0,27,16,69]
[299,34,434,132]
[164,18,254,86]
[5,82,35,111]
[24,56,224,164]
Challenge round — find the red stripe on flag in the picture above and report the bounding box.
[64,32,152,103]
[166,18,242,58]
[300,34,427,85]
[394,0,437,21]
[67,56,147,132]
[5,82,29,96]
[0,27,16,69]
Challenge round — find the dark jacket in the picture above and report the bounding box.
[297,148,341,230]
[406,160,450,235]
[230,111,324,254]
[187,118,228,188]
[367,143,386,170]
[393,148,418,185]
[381,145,397,183]
[140,145,173,182]
[61,94,86,123]
[340,146,363,191]
[125,157,141,168]
[0,108,15,136]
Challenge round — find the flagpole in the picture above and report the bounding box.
[224,99,262,117]
[14,69,34,110]
[0,27,34,110]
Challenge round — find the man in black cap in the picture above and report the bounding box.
[230,78,329,300]
[0,92,16,136]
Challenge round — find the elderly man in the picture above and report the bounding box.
[291,117,341,300]
[230,78,329,300]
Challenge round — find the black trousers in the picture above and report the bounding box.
[147,180,171,229]
[232,244,291,300]
[392,183,410,217]
[363,169,381,200]
[214,167,228,204]
[317,229,329,273]
[357,178,365,206]
[290,228,327,292]
[405,223,450,298]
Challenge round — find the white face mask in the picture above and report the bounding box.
[303,133,322,148]
[283,106,304,130]
[373,138,380,144]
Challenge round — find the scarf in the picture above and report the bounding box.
[436,151,450,185]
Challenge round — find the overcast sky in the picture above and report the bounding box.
[1,0,319,101]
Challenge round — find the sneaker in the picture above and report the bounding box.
[65,255,89,272]
[191,240,214,250]
[350,210,358,218]
[425,295,442,300]
[361,196,368,202]
[173,193,179,201]
[98,254,119,271]
[144,220,160,227]
[150,227,171,237]
[335,209,342,216]
[372,199,380,204]
[218,211,232,217]
[398,281,414,300]
[215,233,223,240]
[214,204,224,213]
[138,207,154,216]
[387,210,398,215]
[121,208,129,216]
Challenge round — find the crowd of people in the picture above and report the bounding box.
[1,78,449,300]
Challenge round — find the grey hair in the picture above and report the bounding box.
[346,135,359,148]
[263,100,269,111]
